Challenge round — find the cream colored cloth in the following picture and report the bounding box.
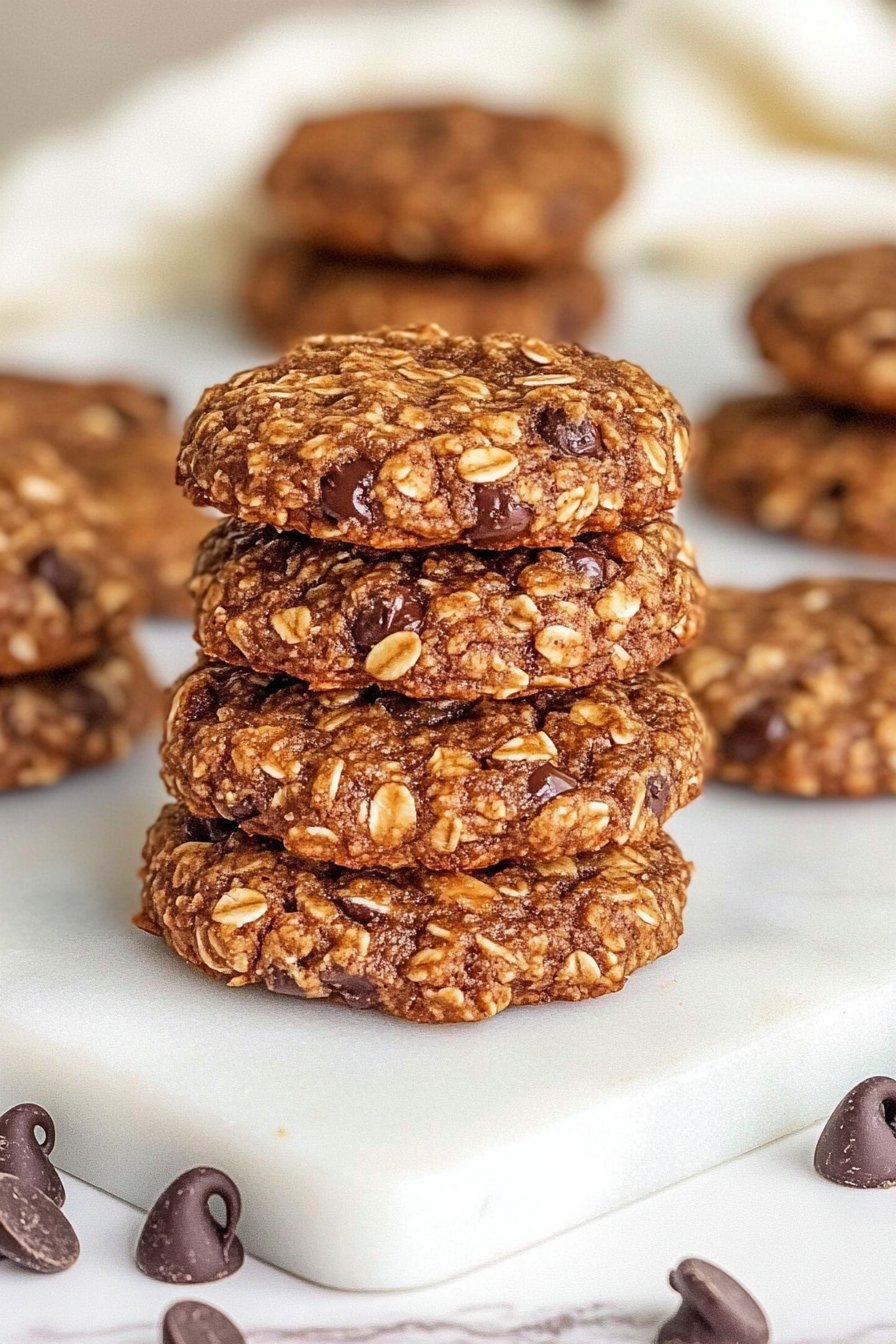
[1,0,895,330]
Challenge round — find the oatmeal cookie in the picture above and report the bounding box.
[0,438,139,676]
[245,242,605,349]
[178,326,688,548]
[0,373,213,616]
[191,515,704,699]
[749,244,896,413]
[138,802,689,1024]
[0,635,157,791]
[674,580,896,795]
[161,661,704,871]
[695,394,896,556]
[264,104,624,272]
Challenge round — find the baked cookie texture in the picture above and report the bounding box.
[0,438,138,676]
[0,635,157,791]
[749,244,896,413]
[245,242,606,349]
[675,580,896,796]
[0,373,214,617]
[178,326,689,548]
[694,394,896,556]
[139,803,689,1024]
[161,661,704,871]
[191,515,705,699]
[264,104,625,272]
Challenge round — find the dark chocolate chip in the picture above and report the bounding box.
[319,967,380,1009]
[61,681,111,729]
[468,486,533,546]
[227,798,260,822]
[721,700,789,765]
[567,546,607,582]
[814,1075,896,1188]
[658,1258,769,1344]
[319,458,375,524]
[183,815,236,845]
[352,586,424,651]
[536,406,599,457]
[0,1174,79,1274]
[376,693,469,727]
[26,548,82,610]
[163,1300,246,1344]
[645,774,672,819]
[335,895,380,926]
[527,763,577,807]
[136,1167,244,1284]
[266,970,308,998]
[0,1104,65,1207]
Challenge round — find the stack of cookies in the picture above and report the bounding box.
[245,104,623,350]
[138,325,706,1024]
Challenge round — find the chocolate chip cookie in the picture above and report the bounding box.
[245,242,605,349]
[675,580,896,795]
[139,802,689,1024]
[191,515,705,699]
[0,635,156,791]
[749,244,896,413]
[178,327,689,548]
[0,438,139,676]
[0,373,213,617]
[264,104,624,272]
[695,394,896,555]
[161,661,704,870]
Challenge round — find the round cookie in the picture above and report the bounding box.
[245,242,605,349]
[264,103,624,272]
[191,515,705,699]
[138,803,689,1024]
[161,661,704,871]
[674,580,896,796]
[0,635,157,791]
[749,244,896,413]
[0,373,214,617]
[178,326,689,549]
[0,438,139,676]
[695,394,896,556]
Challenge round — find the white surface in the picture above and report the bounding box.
[0,274,895,1296]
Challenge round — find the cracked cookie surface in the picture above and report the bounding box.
[674,580,896,795]
[178,326,689,548]
[749,244,896,413]
[264,103,624,272]
[161,661,704,871]
[192,514,705,699]
[139,803,689,1024]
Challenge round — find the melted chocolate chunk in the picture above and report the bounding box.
[320,458,375,523]
[722,700,789,764]
[567,546,607,582]
[319,967,380,1009]
[352,586,424,650]
[814,1075,896,1188]
[266,970,308,997]
[163,1300,246,1344]
[0,1174,79,1274]
[658,1258,769,1344]
[136,1167,244,1284]
[376,693,469,727]
[645,774,671,818]
[468,486,533,545]
[536,405,599,457]
[183,814,236,845]
[0,1104,65,1207]
[26,548,82,610]
[527,763,577,807]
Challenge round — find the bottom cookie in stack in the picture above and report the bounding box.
[138,802,691,1024]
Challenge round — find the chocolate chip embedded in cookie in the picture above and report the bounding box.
[139,803,689,1024]
[749,244,896,413]
[264,104,624,272]
[674,580,896,796]
[0,635,157,791]
[191,515,705,699]
[695,394,896,556]
[178,327,689,548]
[161,661,704,871]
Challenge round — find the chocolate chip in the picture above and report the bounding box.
[227,798,260,822]
[182,683,220,725]
[136,1167,244,1284]
[0,1174,79,1274]
[376,693,468,727]
[468,486,533,546]
[645,774,671,819]
[721,700,789,764]
[320,458,375,523]
[0,1104,65,1207]
[163,1300,246,1344]
[319,967,380,1009]
[527,763,577,807]
[26,547,82,610]
[266,969,307,997]
[335,895,380,926]
[567,546,607,582]
[536,406,599,457]
[352,586,424,651]
[183,815,235,845]
[658,1258,769,1344]
[814,1075,896,1187]
[61,681,111,729]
